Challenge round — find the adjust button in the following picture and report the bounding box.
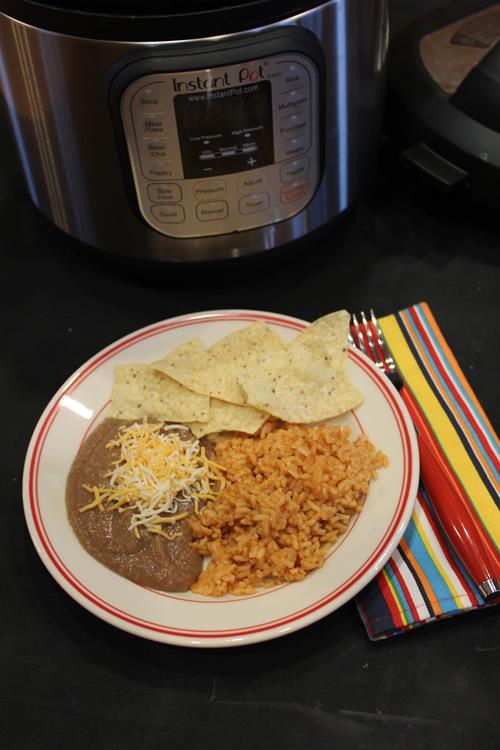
[193,180,226,200]
[147,183,182,203]
[238,172,268,194]
[280,157,310,183]
[151,204,185,223]
[196,201,229,222]
[280,178,310,205]
[239,192,270,215]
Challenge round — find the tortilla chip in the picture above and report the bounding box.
[154,322,287,405]
[238,310,363,423]
[109,364,210,423]
[189,399,269,438]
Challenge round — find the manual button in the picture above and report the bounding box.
[239,192,270,215]
[151,204,185,223]
[196,201,228,222]
[280,157,310,183]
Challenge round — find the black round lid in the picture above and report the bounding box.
[0,0,326,41]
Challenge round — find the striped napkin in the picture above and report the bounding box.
[356,302,500,639]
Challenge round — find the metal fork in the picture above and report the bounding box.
[349,309,499,600]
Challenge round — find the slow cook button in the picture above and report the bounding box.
[280,178,310,205]
[196,201,228,222]
[151,204,185,224]
[238,172,268,194]
[283,135,306,158]
[239,192,270,215]
[280,156,310,183]
[193,180,226,200]
[147,183,182,203]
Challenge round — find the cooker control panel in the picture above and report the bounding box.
[120,53,320,238]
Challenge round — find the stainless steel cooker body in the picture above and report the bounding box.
[0,1,388,262]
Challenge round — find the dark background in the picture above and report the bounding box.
[1,1,499,748]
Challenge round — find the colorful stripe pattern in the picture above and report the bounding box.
[356,302,500,639]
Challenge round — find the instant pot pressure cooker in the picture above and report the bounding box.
[0,1,388,262]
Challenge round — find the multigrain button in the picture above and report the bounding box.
[147,183,182,203]
[151,204,185,223]
[238,172,268,194]
[280,157,310,183]
[193,180,226,200]
[280,178,310,204]
[239,192,270,215]
[196,201,228,221]
[277,89,308,113]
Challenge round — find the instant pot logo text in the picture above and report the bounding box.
[173,64,265,93]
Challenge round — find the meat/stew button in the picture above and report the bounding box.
[280,178,310,205]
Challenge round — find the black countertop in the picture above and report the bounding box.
[2,2,499,748]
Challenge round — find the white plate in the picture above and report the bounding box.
[23,310,419,648]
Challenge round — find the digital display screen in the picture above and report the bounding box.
[174,81,274,179]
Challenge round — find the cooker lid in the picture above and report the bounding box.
[1,1,326,41]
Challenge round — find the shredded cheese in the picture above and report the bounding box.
[79,421,225,534]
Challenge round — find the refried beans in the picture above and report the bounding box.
[65,418,203,592]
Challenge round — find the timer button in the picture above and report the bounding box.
[280,178,310,205]
[151,204,185,223]
[239,192,270,215]
[193,180,226,200]
[196,201,229,222]
[280,157,310,183]
[238,172,268,194]
[147,183,182,203]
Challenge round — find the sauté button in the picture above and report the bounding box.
[151,204,185,223]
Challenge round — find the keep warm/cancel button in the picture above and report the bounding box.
[280,178,310,205]
[196,201,229,222]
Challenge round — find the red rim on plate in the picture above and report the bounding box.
[23,311,419,647]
